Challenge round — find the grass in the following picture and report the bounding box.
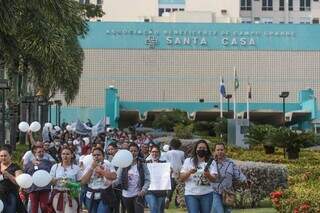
[165,207,276,213]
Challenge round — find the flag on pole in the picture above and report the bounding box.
[247,82,252,99]
[219,77,226,97]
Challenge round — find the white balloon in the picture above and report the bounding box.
[82,154,93,169]
[111,150,133,168]
[44,123,53,131]
[18,122,29,132]
[83,137,90,146]
[32,170,52,187]
[0,200,3,212]
[66,125,72,131]
[16,173,33,189]
[163,144,170,152]
[30,121,41,132]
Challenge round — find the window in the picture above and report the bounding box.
[241,0,252,10]
[300,0,311,11]
[97,0,103,4]
[313,18,319,23]
[165,8,171,12]
[172,8,178,12]
[85,0,90,4]
[279,0,285,10]
[300,17,311,23]
[159,8,164,16]
[79,0,85,3]
[289,0,293,10]
[179,8,184,11]
[241,18,252,23]
[262,0,273,10]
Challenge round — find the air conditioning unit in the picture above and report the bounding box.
[221,9,227,14]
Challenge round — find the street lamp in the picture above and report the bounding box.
[279,91,289,126]
[0,79,10,145]
[54,100,62,126]
[225,94,232,112]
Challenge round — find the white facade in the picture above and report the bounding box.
[81,0,320,23]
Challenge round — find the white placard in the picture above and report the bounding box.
[147,163,171,191]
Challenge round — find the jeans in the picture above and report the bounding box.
[3,192,17,213]
[85,197,110,213]
[185,192,213,213]
[145,194,165,213]
[211,192,231,213]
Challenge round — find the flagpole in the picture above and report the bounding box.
[220,76,223,118]
[233,67,237,119]
[247,96,249,120]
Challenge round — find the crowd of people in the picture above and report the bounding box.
[0,126,248,213]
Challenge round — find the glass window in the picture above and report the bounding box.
[262,0,273,10]
[279,0,285,10]
[300,0,311,11]
[159,8,164,16]
[288,0,293,10]
[241,0,252,10]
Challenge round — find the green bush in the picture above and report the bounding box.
[174,124,193,139]
[152,109,190,131]
[233,161,288,208]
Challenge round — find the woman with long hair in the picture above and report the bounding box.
[180,140,218,213]
[49,147,82,213]
[0,146,25,213]
[145,145,167,213]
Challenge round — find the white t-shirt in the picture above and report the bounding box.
[84,160,115,190]
[84,160,116,199]
[50,163,82,191]
[181,157,218,196]
[122,164,140,198]
[22,150,55,165]
[165,150,185,178]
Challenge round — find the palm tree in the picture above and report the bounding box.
[245,124,276,154]
[0,0,104,146]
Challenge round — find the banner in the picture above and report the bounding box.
[147,163,171,190]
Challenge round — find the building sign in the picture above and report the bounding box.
[80,22,320,51]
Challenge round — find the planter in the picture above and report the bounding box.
[287,149,300,159]
[263,145,275,154]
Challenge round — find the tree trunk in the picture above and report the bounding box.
[287,148,299,160]
[263,145,275,154]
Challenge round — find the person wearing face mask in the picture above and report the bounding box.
[48,139,62,162]
[180,140,218,213]
[81,147,117,213]
[24,146,53,213]
[115,143,150,213]
[145,145,167,213]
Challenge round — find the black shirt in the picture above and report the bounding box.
[0,163,20,195]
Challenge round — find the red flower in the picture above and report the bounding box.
[300,203,310,211]
[270,191,283,199]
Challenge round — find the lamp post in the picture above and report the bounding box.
[279,91,289,126]
[225,94,232,112]
[0,79,10,145]
[54,100,62,126]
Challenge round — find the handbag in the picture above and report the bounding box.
[222,189,236,207]
[217,161,236,207]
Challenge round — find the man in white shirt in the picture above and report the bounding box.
[164,138,185,208]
